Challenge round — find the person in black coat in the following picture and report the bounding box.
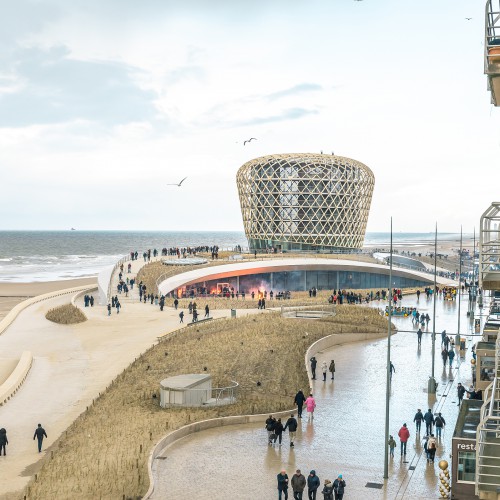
[274,418,284,445]
[413,409,424,433]
[33,424,47,453]
[277,470,289,500]
[0,428,8,456]
[423,409,434,436]
[307,470,320,500]
[332,475,346,500]
[265,416,276,444]
[283,414,298,447]
[310,357,317,379]
[294,390,306,418]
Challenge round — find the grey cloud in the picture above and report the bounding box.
[234,107,318,126]
[266,83,323,101]
[0,45,159,127]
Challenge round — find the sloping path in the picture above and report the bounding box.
[150,294,478,499]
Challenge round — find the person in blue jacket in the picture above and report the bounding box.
[307,470,320,500]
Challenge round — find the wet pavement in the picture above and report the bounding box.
[151,292,488,499]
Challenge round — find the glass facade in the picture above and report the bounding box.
[185,270,430,295]
[457,451,476,482]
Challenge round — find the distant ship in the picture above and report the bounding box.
[71,228,76,231]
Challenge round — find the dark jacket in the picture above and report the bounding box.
[284,417,298,432]
[333,478,346,496]
[0,428,7,446]
[277,473,289,491]
[322,483,334,500]
[291,473,306,492]
[308,472,320,491]
[294,391,306,406]
[457,385,466,398]
[274,421,284,435]
[423,411,434,425]
[435,415,446,428]
[310,357,317,369]
[265,418,276,432]
[34,427,47,440]
[413,411,424,423]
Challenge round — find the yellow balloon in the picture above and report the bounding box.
[438,460,449,470]
[471,358,476,365]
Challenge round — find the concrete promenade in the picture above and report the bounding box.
[151,293,480,499]
[0,257,246,498]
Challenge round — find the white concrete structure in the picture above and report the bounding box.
[158,258,456,296]
[160,374,212,407]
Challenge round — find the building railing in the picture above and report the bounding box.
[475,332,500,495]
[162,381,239,407]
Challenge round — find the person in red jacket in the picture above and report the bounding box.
[398,423,410,456]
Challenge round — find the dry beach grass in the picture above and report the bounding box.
[24,309,388,499]
[45,304,87,324]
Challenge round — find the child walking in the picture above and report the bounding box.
[388,435,396,457]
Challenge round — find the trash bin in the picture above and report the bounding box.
[231,309,236,318]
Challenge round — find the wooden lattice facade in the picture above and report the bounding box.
[236,153,375,251]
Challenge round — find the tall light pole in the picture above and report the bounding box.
[429,223,437,394]
[383,218,393,479]
[456,227,463,347]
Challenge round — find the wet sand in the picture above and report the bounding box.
[0,278,97,321]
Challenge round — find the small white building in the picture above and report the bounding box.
[159,374,212,407]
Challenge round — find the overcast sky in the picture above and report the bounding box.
[0,0,497,233]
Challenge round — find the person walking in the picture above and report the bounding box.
[321,361,327,382]
[307,470,320,500]
[305,393,316,421]
[291,469,306,500]
[294,390,306,418]
[424,409,435,436]
[434,413,446,438]
[413,409,424,433]
[173,298,179,310]
[310,357,317,380]
[441,348,448,366]
[204,304,209,318]
[33,424,47,453]
[283,414,298,447]
[277,469,289,500]
[448,349,455,367]
[427,434,437,463]
[332,475,345,500]
[107,303,111,316]
[457,383,466,406]
[266,415,276,445]
[321,479,334,500]
[329,359,335,380]
[390,361,395,381]
[388,435,396,458]
[0,428,8,456]
[417,328,423,346]
[274,418,284,446]
[398,423,410,455]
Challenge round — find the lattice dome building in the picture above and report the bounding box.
[236,153,375,251]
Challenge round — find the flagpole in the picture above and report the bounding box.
[456,227,463,347]
[383,218,393,479]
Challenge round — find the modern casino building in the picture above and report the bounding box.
[236,153,375,252]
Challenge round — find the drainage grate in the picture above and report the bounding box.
[408,466,416,470]
[365,483,384,489]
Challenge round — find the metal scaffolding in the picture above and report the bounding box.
[485,1,500,105]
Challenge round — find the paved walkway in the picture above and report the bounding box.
[0,256,251,498]
[151,293,483,499]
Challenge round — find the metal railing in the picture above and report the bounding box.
[475,332,500,495]
[106,255,130,303]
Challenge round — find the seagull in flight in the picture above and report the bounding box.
[243,138,257,146]
[465,17,472,20]
[167,176,188,187]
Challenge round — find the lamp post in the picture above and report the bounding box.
[383,218,393,479]
[456,227,463,348]
[428,223,437,394]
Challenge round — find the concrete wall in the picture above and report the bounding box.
[0,351,33,406]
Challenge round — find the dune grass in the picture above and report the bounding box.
[24,309,387,500]
[45,304,87,325]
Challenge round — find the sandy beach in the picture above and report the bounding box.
[0,278,97,321]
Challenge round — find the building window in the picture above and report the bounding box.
[457,451,476,482]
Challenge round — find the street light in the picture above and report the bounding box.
[428,223,437,394]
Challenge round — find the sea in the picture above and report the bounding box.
[0,231,467,282]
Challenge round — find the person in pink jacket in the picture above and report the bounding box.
[305,394,316,421]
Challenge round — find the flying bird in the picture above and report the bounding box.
[166,177,188,187]
[465,17,472,20]
[243,138,257,145]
